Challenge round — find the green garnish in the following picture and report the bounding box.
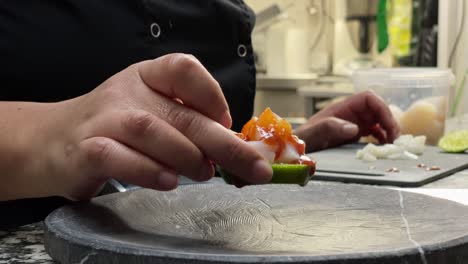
[218,164,313,186]
[438,130,468,153]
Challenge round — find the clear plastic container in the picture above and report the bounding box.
[352,68,454,145]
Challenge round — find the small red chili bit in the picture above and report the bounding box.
[426,166,441,171]
[417,163,427,168]
[386,167,400,173]
[297,156,316,175]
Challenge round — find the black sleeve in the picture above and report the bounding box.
[0,197,71,230]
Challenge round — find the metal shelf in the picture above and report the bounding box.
[256,73,318,90]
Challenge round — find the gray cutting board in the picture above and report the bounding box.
[45,183,468,264]
[311,144,468,187]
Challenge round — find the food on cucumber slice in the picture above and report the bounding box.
[438,130,468,153]
[218,163,313,186]
[221,107,316,187]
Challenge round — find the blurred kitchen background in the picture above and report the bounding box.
[244,0,468,130]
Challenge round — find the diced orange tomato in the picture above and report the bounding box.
[237,107,312,165]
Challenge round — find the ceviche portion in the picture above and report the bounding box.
[238,107,315,167]
[219,108,316,186]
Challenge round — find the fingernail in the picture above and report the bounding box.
[198,163,214,181]
[221,111,232,129]
[342,124,359,137]
[252,160,273,183]
[156,171,177,190]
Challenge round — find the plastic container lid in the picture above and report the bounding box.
[352,68,454,91]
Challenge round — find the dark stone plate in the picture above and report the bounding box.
[44,182,468,263]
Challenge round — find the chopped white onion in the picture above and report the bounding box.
[362,152,377,162]
[394,135,426,155]
[356,134,425,161]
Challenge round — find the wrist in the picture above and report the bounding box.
[0,100,74,200]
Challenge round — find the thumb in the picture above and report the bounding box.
[296,117,359,152]
[340,120,360,139]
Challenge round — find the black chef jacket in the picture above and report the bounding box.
[0,0,257,228]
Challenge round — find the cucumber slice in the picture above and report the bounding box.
[438,130,468,153]
[218,164,313,186]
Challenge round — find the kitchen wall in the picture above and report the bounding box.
[244,0,333,118]
[451,1,468,116]
[245,0,468,120]
[439,0,468,117]
[244,0,332,74]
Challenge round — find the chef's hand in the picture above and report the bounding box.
[2,54,272,201]
[294,91,400,152]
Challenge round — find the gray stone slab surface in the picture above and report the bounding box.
[45,182,468,263]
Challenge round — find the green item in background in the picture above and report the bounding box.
[388,0,413,58]
[451,69,468,117]
[438,130,468,153]
[377,0,389,53]
[218,164,313,186]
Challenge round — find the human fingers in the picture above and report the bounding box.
[87,90,271,184]
[88,110,214,182]
[79,137,178,191]
[159,101,273,184]
[334,91,400,142]
[138,54,232,129]
[369,124,387,144]
[360,91,399,142]
[295,117,359,152]
[79,54,270,185]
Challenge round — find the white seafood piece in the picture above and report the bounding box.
[276,142,301,163]
[400,100,444,145]
[423,96,447,122]
[249,129,262,141]
[246,141,276,163]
